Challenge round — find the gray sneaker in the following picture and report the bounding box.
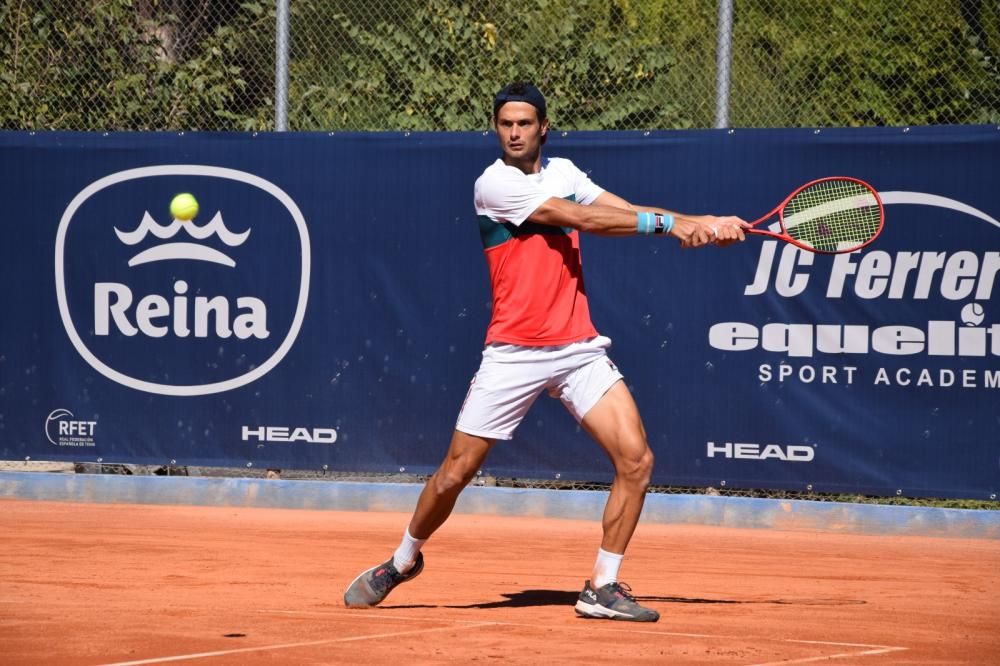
[343,552,424,608]
[574,580,660,622]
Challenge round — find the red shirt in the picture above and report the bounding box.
[473,158,604,346]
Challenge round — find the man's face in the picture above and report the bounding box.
[494,102,548,163]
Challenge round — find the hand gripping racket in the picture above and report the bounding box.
[745,177,884,254]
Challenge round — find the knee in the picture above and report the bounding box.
[431,463,476,496]
[618,446,654,489]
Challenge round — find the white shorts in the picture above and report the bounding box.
[455,336,624,441]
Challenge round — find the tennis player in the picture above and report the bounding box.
[345,82,747,621]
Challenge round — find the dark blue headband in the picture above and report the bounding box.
[493,82,547,119]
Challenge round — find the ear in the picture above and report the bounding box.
[540,117,550,135]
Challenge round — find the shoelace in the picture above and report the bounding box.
[609,582,637,602]
[370,564,402,593]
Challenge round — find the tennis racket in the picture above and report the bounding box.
[745,177,884,254]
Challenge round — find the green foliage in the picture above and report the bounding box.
[1,0,998,130]
[727,0,1000,126]
[0,0,274,130]
[290,0,1000,130]
[291,0,680,130]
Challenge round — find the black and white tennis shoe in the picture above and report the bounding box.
[574,579,660,622]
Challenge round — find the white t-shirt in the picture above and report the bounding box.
[474,157,605,224]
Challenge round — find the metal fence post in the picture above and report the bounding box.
[714,0,734,129]
[274,0,290,131]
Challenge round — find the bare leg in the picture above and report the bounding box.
[408,430,495,539]
[343,430,494,608]
[580,380,654,554]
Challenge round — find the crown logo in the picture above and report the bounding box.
[114,206,250,267]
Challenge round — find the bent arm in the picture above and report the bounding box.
[528,197,645,236]
[591,191,684,218]
[527,193,748,247]
[593,191,690,223]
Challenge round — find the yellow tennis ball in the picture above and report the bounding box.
[170,193,199,221]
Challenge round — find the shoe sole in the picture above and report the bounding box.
[574,599,659,622]
[343,558,424,609]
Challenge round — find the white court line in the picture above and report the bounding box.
[789,639,905,649]
[260,608,909,659]
[748,646,908,666]
[263,608,722,638]
[96,622,496,666]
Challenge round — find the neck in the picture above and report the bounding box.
[503,152,543,174]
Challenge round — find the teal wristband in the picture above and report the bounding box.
[636,211,655,234]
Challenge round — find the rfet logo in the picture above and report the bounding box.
[55,165,310,396]
[45,409,97,447]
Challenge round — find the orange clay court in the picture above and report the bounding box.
[1,499,999,665]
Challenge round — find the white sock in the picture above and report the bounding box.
[392,528,426,574]
[592,548,624,589]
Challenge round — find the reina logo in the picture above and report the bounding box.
[55,165,311,396]
[97,210,265,339]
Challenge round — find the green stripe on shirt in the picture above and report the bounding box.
[478,195,576,249]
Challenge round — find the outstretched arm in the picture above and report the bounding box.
[526,192,748,247]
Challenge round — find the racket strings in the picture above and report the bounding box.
[782,180,881,252]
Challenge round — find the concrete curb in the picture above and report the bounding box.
[2,472,997,539]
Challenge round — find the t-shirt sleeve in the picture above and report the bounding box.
[566,160,605,205]
[475,166,551,226]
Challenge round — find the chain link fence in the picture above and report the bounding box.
[3,0,998,131]
[3,2,999,505]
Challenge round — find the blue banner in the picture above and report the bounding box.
[0,127,996,498]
